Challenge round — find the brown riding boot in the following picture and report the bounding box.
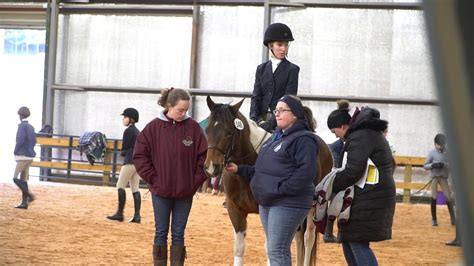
[153,244,167,266]
[170,245,186,266]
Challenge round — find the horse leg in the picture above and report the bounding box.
[304,208,317,266]
[294,226,304,266]
[227,204,248,266]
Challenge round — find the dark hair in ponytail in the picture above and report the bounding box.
[327,100,351,129]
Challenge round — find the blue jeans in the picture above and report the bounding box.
[259,205,308,266]
[151,194,193,246]
[342,241,378,266]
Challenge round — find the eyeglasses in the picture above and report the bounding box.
[273,109,292,115]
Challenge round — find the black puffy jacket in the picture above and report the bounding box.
[333,107,396,242]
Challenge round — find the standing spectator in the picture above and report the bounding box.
[250,23,300,132]
[107,108,142,223]
[133,88,208,266]
[327,102,396,266]
[227,95,318,265]
[423,133,456,226]
[13,106,36,209]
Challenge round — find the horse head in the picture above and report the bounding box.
[204,96,254,177]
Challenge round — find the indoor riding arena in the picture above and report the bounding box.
[0,183,464,264]
[1,0,472,265]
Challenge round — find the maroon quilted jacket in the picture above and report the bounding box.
[133,112,208,198]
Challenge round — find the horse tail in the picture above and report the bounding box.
[303,106,317,132]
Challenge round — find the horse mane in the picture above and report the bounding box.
[247,119,270,153]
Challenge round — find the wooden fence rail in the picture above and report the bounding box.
[31,136,430,202]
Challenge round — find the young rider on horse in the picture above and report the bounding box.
[250,23,300,133]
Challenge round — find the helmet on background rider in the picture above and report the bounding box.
[17,106,31,118]
[263,22,294,47]
[121,107,139,123]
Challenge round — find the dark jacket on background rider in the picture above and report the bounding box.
[238,120,318,209]
[15,120,36,158]
[333,107,396,243]
[121,124,139,165]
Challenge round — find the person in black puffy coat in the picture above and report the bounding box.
[327,101,396,265]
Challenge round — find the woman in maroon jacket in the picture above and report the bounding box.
[133,88,207,266]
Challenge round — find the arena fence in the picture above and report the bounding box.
[32,134,430,202]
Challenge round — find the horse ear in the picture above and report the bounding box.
[206,95,215,110]
[230,98,245,114]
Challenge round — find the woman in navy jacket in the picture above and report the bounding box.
[227,95,317,265]
[13,106,36,209]
[250,23,300,132]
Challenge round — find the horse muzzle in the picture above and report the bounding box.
[204,162,224,177]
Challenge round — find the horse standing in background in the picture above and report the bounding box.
[204,96,333,266]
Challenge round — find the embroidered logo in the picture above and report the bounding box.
[182,136,193,146]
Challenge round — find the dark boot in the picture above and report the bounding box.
[13,179,28,209]
[129,191,141,223]
[323,218,337,243]
[170,245,186,266]
[107,188,125,221]
[153,244,167,266]
[431,199,438,226]
[446,201,456,225]
[446,224,461,247]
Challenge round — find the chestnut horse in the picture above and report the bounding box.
[204,96,333,266]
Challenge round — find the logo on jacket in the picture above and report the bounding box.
[274,142,283,152]
[182,136,193,146]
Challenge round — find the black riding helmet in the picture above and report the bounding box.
[434,133,446,146]
[18,106,30,118]
[121,107,139,123]
[263,23,294,46]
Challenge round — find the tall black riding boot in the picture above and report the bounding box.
[107,188,125,221]
[431,199,438,226]
[170,245,186,266]
[323,218,337,243]
[446,201,456,225]
[153,244,167,266]
[13,179,28,209]
[446,221,462,246]
[129,191,141,223]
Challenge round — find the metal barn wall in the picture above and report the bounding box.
[51,4,441,159]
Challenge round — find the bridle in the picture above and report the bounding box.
[207,129,237,165]
[207,118,258,166]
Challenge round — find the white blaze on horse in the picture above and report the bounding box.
[204,96,333,266]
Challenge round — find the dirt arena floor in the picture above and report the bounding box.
[0,181,463,265]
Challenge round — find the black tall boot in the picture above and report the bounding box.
[446,201,456,225]
[107,188,125,221]
[13,179,28,209]
[446,221,462,246]
[129,191,141,223]
[170,245,186,266]
[431,199,438,226]
[323,218,337,243]
[153,244,167,266]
